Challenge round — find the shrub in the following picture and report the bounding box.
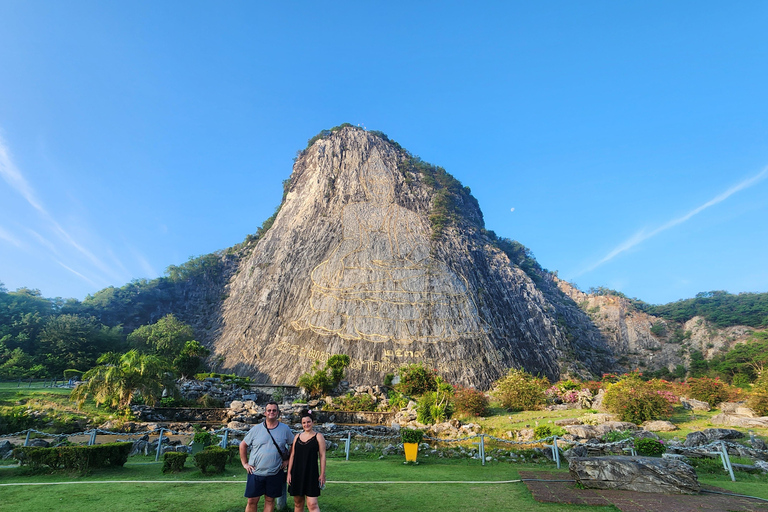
[401,428,424,444]
[686,377,729,407]
[325,393,377,412]
[395,364,437,397]
[416,377,454,424]
[533,425,566,439]
[197,394,224,408]
[387,390,410,410]
[162,452,188,473]
[13,442,132,474]
[194,446,228,474]
[492,369,548,412]
[453,387,489,417]
[603,429,635,443]
[193,425,215,447]
[746,392,768,416]
[194,373,252,388]
[226,445,240,464]
[297,355,351,397]
[602,376,673,424]
[689,456,728,474]
[634,438,666,457]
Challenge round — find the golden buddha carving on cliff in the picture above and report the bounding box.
[291,149,484,344]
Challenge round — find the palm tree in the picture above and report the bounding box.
[71,350,173,409]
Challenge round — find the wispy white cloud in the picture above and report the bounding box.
[0,225,24,248]
[0,133,128,286]
[27,229,60,255]
[55,260,100,287]
[0,138,46,214]
[574,166,768,277]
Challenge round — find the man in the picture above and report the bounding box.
[240,401,294,512]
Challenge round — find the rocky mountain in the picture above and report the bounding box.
[557,281,756,375]
[206,126,620,388]
[73,126,764,388]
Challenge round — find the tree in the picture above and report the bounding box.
[173,340,210,378]
[37,314,123,376]
[297,355,351,397]
[127,314,194,357]
[71,350,174,409]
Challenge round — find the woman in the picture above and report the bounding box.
[287,410,326,512]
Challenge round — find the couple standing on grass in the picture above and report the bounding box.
[239,402,327,512]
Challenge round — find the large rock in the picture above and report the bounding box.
[684,428,745,447]
[680,398,711,411]
[564,421,637,440]
[642,420,677,432]
[569,456,701,494]
[0,440,15,459]
[711,413,768,429]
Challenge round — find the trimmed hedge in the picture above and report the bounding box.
[401,428,424,444]
[162,452,188,473]
[634,438,666,457]
[194,446,228,474]
[13,442,132,473]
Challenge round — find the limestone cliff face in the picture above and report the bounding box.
[210,127,618,388]
[557,281,755,373]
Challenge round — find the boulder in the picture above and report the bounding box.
[642,420,678,432]
[751,436,768,451]
[718,402,742,413]
[565,421,637,440]
[516,428,535,442]
[227,421,252,431]
[563,444,589,459]
[579,413,619,425]
[684,428,744,447]
[711,413,768,429]
[632,430,660,440]
[736,406,758,418]
[680,398,710,411]
[569,456,700,494]
[555,418,583,426]
[591,389,606,411]
[0,440,15,459]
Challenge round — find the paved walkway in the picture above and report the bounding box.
[519,471,768,512]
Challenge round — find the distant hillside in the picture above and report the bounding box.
[641,291,768,328]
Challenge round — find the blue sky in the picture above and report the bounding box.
[1,2,767,305]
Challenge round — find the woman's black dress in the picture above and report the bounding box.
[289,433,321,497]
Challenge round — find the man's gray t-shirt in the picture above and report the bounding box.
[242,422,293,476]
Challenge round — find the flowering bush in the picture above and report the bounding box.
[546,382,594,407]
[747,392,768,416]
[602,375,673,424]
[581,380,603,395]
[686,377,729,407]
[492,369,549,412]
[453,386,489,417]
[655,390,679,405]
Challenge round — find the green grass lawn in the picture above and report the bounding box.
[4,454,768,512]
[0,456,620,512]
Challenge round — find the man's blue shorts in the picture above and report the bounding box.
[245,471,286,498]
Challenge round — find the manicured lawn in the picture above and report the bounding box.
[0,457,619,512]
